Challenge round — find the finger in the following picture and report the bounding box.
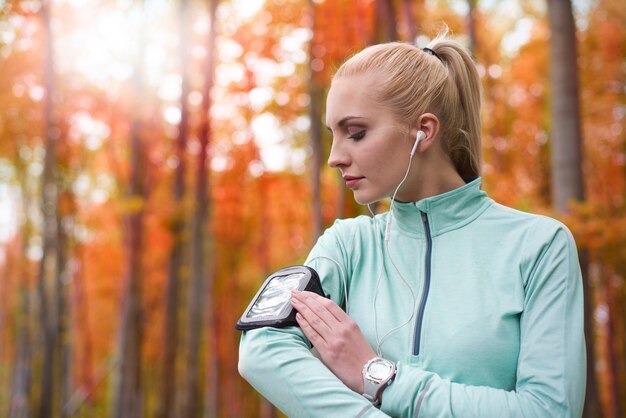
[291,295,333,337]
[296,312,327,349]
[295,291,350,323]
[292,291,339,329]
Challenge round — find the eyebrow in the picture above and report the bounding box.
[325,116,368,132]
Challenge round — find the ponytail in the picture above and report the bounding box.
[426,37,482,178]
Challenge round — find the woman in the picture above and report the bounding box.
[239,34,586,417]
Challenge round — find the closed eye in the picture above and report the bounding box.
[348,130,366,141]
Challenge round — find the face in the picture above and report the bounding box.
[325,73,415,205]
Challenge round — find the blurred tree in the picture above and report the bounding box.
[36,0,70,416]
[308,0,323,242]
[546,1,598,418]
[547,0,584,212]
[178,0,219,415]
[111,4,147,417]
[157,0,191,414]
[372,0,396,43]
[402,0,417,42]
[466,0,477,53]
[200,2,219,416]
[9,229,34,418]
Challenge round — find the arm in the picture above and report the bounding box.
[378,225,586,418]
[238,222,389,417]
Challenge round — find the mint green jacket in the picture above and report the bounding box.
[239,179,586,417]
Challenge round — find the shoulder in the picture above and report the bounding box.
[485,202,575,242]
[323,214,382,237]
[316,214,383,252]
[485,203,579,286]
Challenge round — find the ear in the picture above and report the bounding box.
[411,113,440,152]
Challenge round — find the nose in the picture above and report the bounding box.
[327,140,350,169]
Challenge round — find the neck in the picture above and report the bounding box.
[395,153,465,203]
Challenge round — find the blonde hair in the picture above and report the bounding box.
[332,34,482,178]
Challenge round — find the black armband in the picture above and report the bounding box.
[236,265,325,331]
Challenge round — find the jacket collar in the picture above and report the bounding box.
[391,177,492,237]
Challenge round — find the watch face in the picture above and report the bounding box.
[368,360,393,380]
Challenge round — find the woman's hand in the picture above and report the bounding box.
[290,290,376,393]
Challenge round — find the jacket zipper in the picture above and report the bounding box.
[413,211,432,355]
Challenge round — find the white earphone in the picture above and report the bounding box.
[411,130,426,157]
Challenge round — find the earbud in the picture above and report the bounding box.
[410,131,426,156]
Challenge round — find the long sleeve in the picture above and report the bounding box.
[379,225,586,418]
[238,221,389,417]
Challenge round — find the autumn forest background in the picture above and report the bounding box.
[0,0,625,417]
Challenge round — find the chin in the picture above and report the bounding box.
[352,191,385,206]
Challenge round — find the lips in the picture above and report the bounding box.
[343,175,364,188]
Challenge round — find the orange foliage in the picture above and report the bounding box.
[0,0,625,416]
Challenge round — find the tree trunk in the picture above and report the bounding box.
[181,0,218,416]
[157,0,191,415]
[10,234,34,418]
[111,119,145,418]
[256,175,274,418]
[604,272,622,418]
[9,158,34,418]
[372,0,396,44]
[546,1,597,417]
[55,198,71,418]
[37,0,64,416]
[401,0,416,42]
[111,7,146,416]
[467,0,478,55]
[579,249,601,418]
[64,240,95,416]
[546,0,584,211]
[308,0,323,241]
[10,290,34,418]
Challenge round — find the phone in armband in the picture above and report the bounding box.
[236,265,326,331]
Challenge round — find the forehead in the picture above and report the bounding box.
[325,73,391,126]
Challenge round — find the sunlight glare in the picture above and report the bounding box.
[0,183,18,244]
[158,74,183,102]
[164,106,182,125]
[219,39,244,61]
[27,238,43,261]
[249,87,273,112]
[69,112,111,150]
[501,18,533,56]
[216,62,245,85]
[29,86,44,101]
[211,155,230,172]
[145,42,168,86]
[232,0,265,20]
[72,172,114,205]
[252,113,294,172]
[60,6,140,85]
[54,0,179,91]
[1,23,16,45]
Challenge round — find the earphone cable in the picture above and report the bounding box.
[371,150,418,356]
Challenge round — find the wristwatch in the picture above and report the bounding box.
[362,357,396,406]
